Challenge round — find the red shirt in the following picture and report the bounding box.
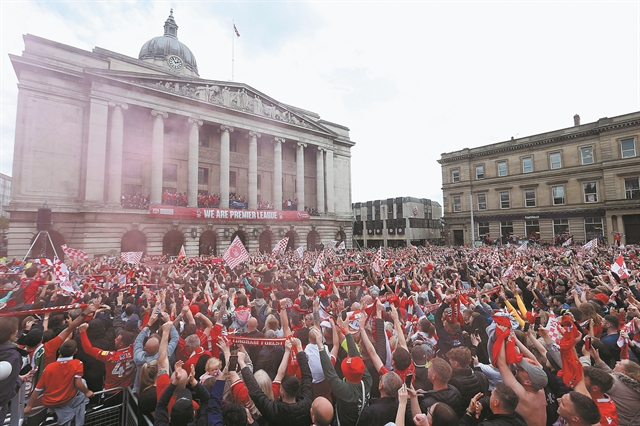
[379,363,416,386]
[80,330,135,390]
[183,347,212,374]
[35,357,83,407]
[595,395,618,426]
[42,335,63,370]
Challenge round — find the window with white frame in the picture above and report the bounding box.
[625,178,640,199]
[524,189,536,207]
[580,146,594,165]
[584,217,604,240]
[451,169,460,183]
[500,221,514,239]
[522,157,533,173]
[476,165,485,180]
[552,186,565,205]
[583,182,598,203]
[497,161,507,177]
[549,152,562,169]
[499,191,510,209]
[553,219,569,236]
[477,193,487,210]
[621,138,636,158]
[453,196,461,212]
[478,222,490,237]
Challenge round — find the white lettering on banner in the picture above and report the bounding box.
[149,206,310,221]
[160,208,174,215]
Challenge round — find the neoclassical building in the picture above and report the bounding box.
[6,11,355,258]
[439,112,640,246]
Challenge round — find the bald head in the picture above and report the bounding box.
[310,397,333,426]
[247,317,258,331]
[144,336,160,355]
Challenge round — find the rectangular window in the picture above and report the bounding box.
[163,163,177,182]
[123,184,142,195]
[549,152,562,169]
[522,157,533,173]
[524,189,536,207]
[525,220,540,240]
[396,202,403,219]
[257,174,262,190]
[453,196,462,212]
[478,222,490,237]
[625,178,640,199]
[621,138,636,158]
[500,191,510,209]
[477,193,487,210]
[451,169,460,183]
[500,221,514,240]
[198,167,209,185]
[552,186,565,205]
[583,182,598,203]
[476,165,484,180]
[497,161,507,177]
[124,159,142,178]
[199,128,210,147]
[229,171,237,187]
[584,217,604,240]
[580,146,594,164]
[553,219,570,236]
[230,140,237,152]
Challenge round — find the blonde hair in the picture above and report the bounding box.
[265,314,279,332]
[138,360,158,393]
[254,370,275,401]
[205,357,221,372]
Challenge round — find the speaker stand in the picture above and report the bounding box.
[23,231,59,262]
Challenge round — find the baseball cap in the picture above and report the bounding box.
[518,358,548,392]
[341,356,366,383]
[25,328,43,347]
[170,388,194,425]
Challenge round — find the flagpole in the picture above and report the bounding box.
[470,194,475,247]
[231,20,235,81]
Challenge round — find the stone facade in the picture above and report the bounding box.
[6,16,355,259]
[352,197,442,248]
[439,112,640,246]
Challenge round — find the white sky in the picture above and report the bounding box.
[1,1,639,206]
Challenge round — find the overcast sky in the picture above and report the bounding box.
[1,1,639,207]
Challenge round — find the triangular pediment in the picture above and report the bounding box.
[85,68,336,136]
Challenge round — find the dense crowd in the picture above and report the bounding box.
[0,242,639,426]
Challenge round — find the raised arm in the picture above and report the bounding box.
[358,314,383,372]
[495,338,525,399]
[158,321,173,375]
[274,340,293,382]
[390,305,408,350]
[280,300,292,337]
[195,312,213,336]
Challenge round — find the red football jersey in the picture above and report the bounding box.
[80,330,135,390]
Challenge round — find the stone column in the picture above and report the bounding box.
[325,149,335,213]
[296,142,307,211]
[316,148,325,214]
[85,98,110,203]
[107,102,128,206]
[273,137,284,209]
[248,131,261,210]
[616,215,626,245]
[219,125,234,209]
[188,117,203,207]
[605,215,614,245]
[150,110,168,204]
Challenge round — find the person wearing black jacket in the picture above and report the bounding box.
[419,358,464,416]
[448,346,489,417]
[460,383,527,426]
[357,371,403,426]
[154,362,210,426]
[241,337,314,426]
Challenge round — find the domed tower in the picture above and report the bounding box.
[139,9,199,77]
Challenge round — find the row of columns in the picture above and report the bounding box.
[84,100,336,213]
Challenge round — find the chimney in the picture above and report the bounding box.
[574,114,580,126]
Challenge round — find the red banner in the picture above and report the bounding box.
[149,206,310,221]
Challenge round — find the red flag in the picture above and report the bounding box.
[233,23,240,37]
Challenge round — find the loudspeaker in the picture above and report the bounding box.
[37,208,52,231]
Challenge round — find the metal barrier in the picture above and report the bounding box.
[4,386,128,426]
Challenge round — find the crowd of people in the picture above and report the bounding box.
[122,193,151,210]
[0,241,639,426]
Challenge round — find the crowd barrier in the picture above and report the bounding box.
[3,385,152,426]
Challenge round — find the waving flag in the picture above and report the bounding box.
[33,258,53,266]
[611,254,630,279]
[53,257,78,295]
[295,246,305,260]
[233,23,240,37]
[491,250,500,267]
[582,238,598,250]
[562,238,572,247]
[272,237,289,255]
[337,241,346,250]
[223,236,249,269]
[372,247,382,272]
[61,244,89,262]
[516,241,528,252]
[313,252,325,274]
[121,252,143,264]
[178,245,186,261]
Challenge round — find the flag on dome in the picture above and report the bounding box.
[272,237,289,255]
[223,236,249,269]
[562,238,572,247]
[611,254,630,279]
[582,238,598,250]
[178,245,186,261]
[61,244,89,262]
[121,252,143,264]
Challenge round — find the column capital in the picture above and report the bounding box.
[248,131,262,139]
[108,101,129,110]
[188,117,203,126]
[151,109,168,119]
[274,137,285,144]
[220,124,234,133]
[317,146,325,152]
[297,141,307,148]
